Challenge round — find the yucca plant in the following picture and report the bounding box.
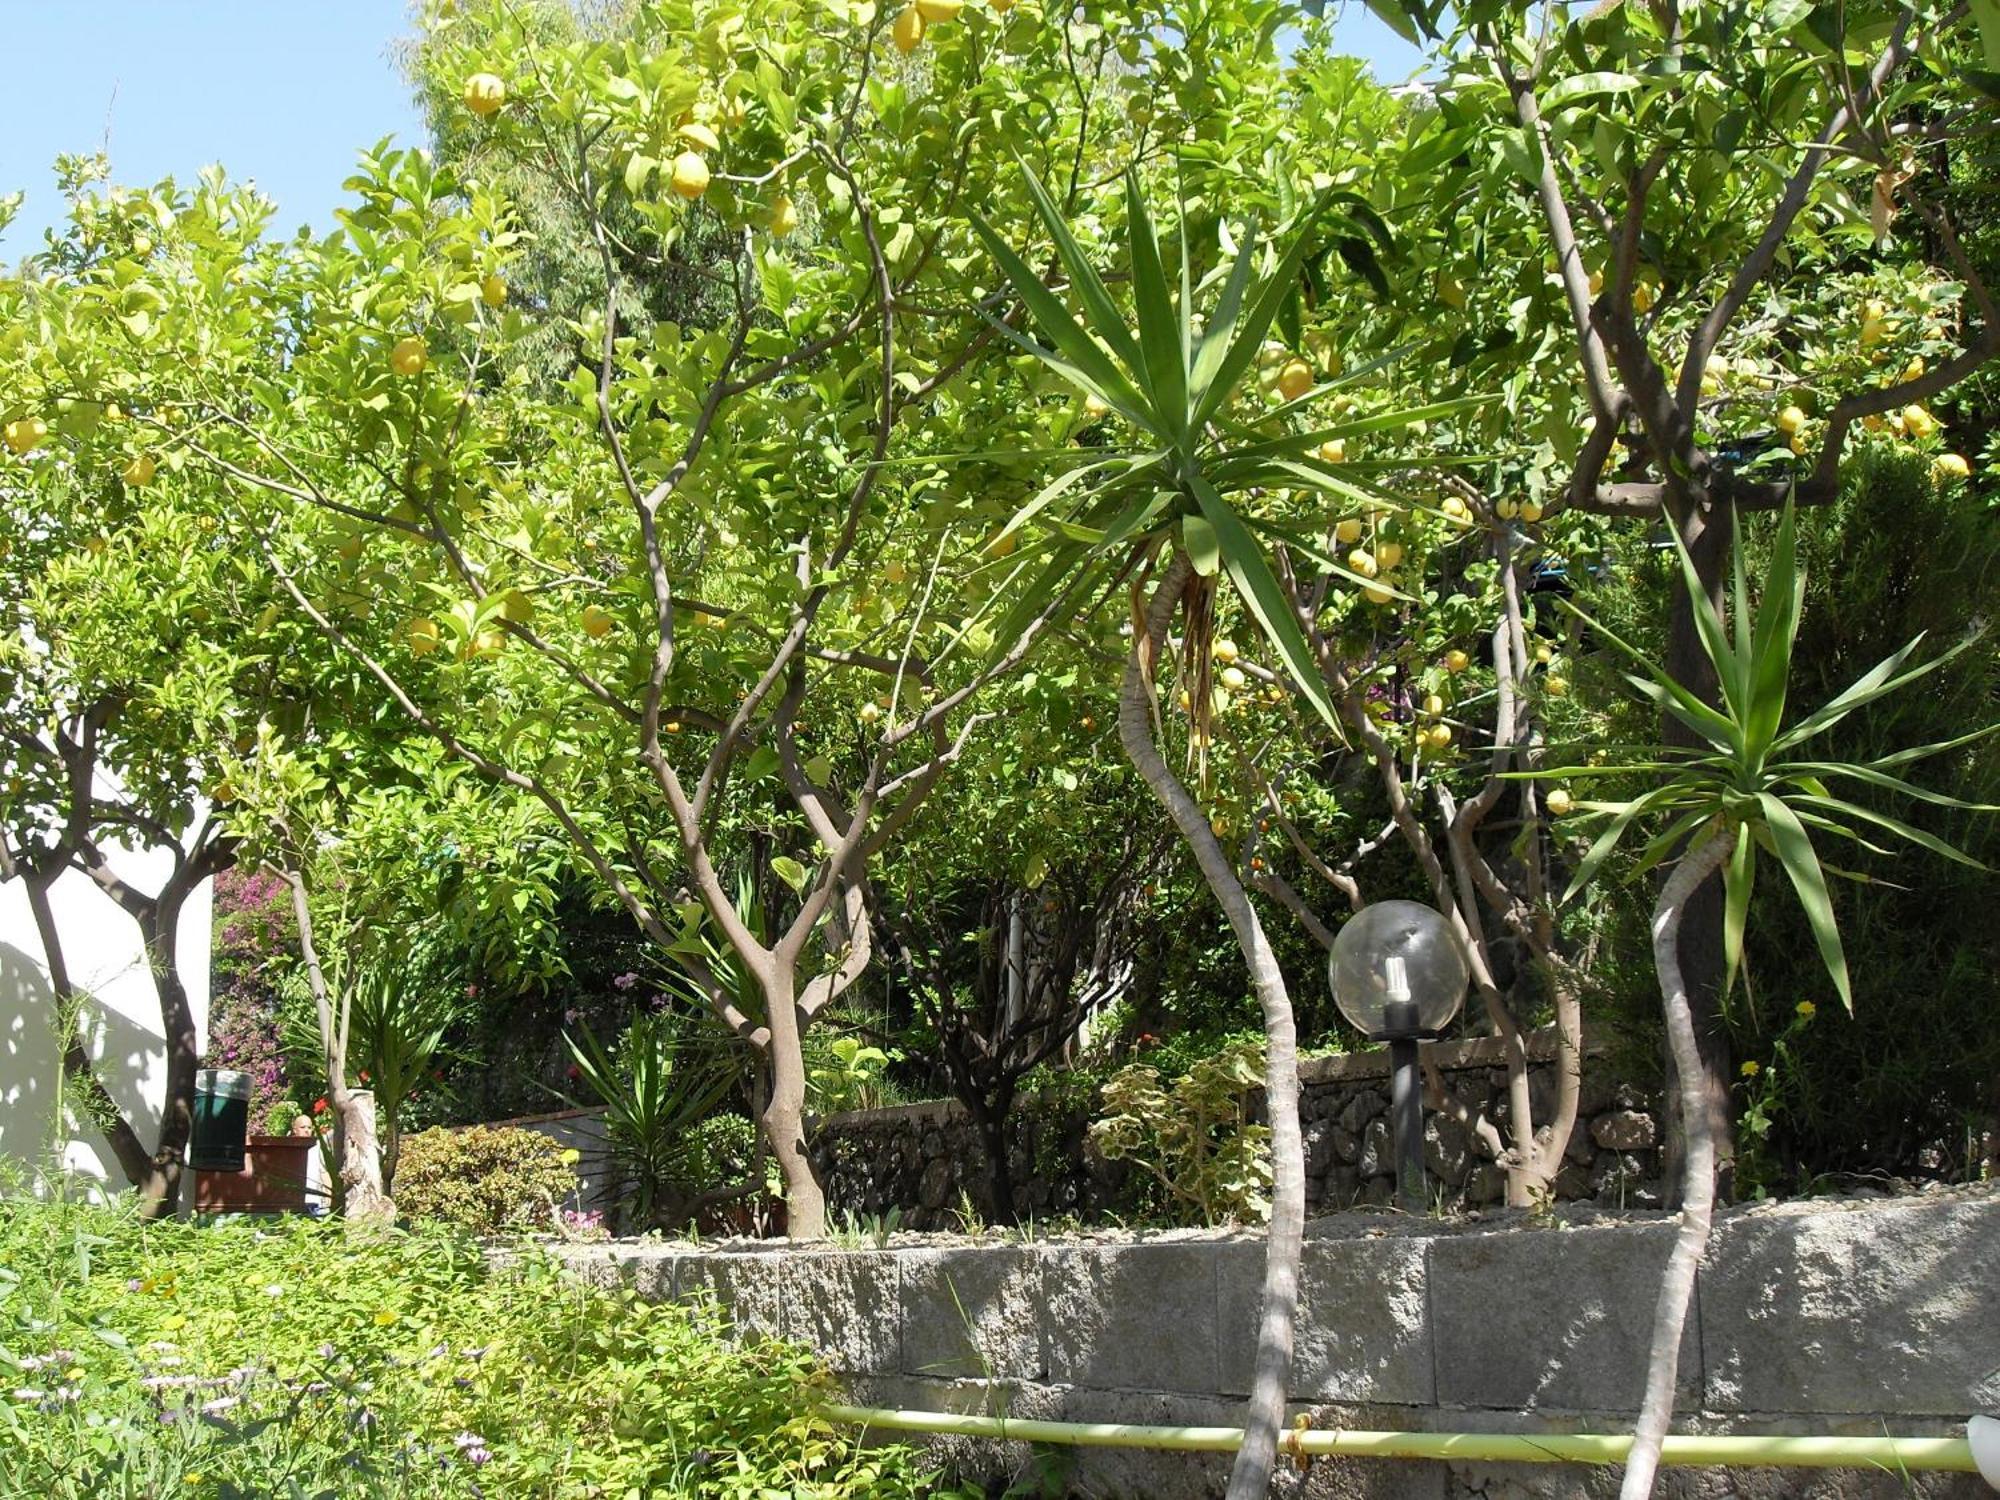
[1536,497,1993,1500]
[969,161,1478,1500]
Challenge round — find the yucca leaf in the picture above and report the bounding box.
[1667,512,1750,724]
[966,210,1152,424]
[1772,631,1985,753]
[1632,805,1718,881]
[992,452,1155,548]
[1191,194,1333,431]
[1741,499,1804,760]
[1012,165,1147,386]
[1789,793,1989,871]
[1189,475,1342,738]
[1757,792,1852,1011]
[1559,598,1742,750]
[1189,221,1260,409]
[980,540,1096,669]
[1777,756,2000,810]
[1722,821,1754,996]
[1125,171,1191,442]
[1183,513,1222,576]
[1561,780,1690,900]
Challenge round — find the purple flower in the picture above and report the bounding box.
[612,972,638,991]
[455,1431,492,1465]
[564,1007,581,1024]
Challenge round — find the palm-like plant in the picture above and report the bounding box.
[1537,497,1992,1500]
[969,161,1479,1500]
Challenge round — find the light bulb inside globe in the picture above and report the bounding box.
[1328,900,1470,1038]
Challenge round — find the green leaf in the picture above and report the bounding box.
[1182,513,1221,577]
[1188,476,1342,739]
[769,856,808,895]
[1722,821,1754,996]
[1757,793,1850,1011]
[1125,171,1191,442]
[1541,71,1643,111]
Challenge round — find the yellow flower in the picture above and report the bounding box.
[1795,1000,1817,1019]
[1740,1060,1762,1078]
[373,1308,399,1327]
[185,1475,205,1487]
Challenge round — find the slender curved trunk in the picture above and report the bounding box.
[1119,560,1304,1500]
[974,1088,1017,1226]
[138,905,199,1219]
[332,1087,394,1224]
[760,969,826,1240]
[1621,832,1732,1500]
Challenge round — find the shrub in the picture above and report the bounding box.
[0,1192,961,1498]
[393,1125,576,1235]
[1089,1038,1272,1225]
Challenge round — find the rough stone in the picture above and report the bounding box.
[1430,1219,1699,1412]
[1304,1118,1336,1177]
[1700,1196,2000,1416]
[1357,1118,1393,1179]
[675,1250,788,1343]
[1424,1113,1473,1188]
[901,1245,1042,1381]
[1044,1242,1218,1393]
[780,1251,899,1374]
[1339,1090,1381,1135]
[1216,1237,1434,1403]
[1334,1125,1363,1166]
[918,1157,954,1211]
[1589,1110,1658,1152]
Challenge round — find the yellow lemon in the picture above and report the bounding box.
[1444,648,1470,674]
[677,121,721,152]
[1534,642,1554,665]
[122,452,156,487]
[1519,500,1544,523]
[462,73,506,117]
[480,274,507,307]
[1862,298,1889,322]
[1276,358,1314,402]
[1375,541,1404,570]
[1775,405,1807,437]
[1440,495,1471,525]
[1902,354,1926,381]
[1334,517,1363,544]
[1363,582,1394,606]
[1212,637,1239,664]
[407,618,441,655]
[670,151,711,200]
[916,0,964,17]
[1422,693,1444,718]
[1901,404,1938,439]
[1932,453,1970,481]
[1219,666,1247,692]
[859,701,882,724]
[390,337,429,377]
[985,530,1018,558]
[1346,547,1379,579]
[990,0,1014,11]
[1496,497,1520,520]
[1860,316,1887,347]
[892,6,926,52]
[884,560,910,585]
[1424,722,1452,750]
[1318,437,1346,464]
[1082,392,1110,419]
[768,193,800,238]
[1632,281,1655,314]
[1544,674,1570,698]
[581,604,615,638]
[1546,788,1574,817]
[4,415,48,454]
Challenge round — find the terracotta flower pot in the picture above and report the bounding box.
[194,1134,317,1214]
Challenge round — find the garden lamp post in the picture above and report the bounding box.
[1329,901,1470,1214]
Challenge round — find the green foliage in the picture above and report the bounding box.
[806,1034,894,1115]
[393,1125,577,1236]
[1545,499,1993,1008]
[0,1192,958,1498]
[565,1013,743,1230]
[1089,1038,1272,1225]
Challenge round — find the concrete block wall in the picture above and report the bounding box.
[556,1191,2000,1498]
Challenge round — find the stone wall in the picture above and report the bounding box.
[556,1189,2000,1499]
[815,1029,1664,1229]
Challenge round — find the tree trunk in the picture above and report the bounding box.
[137,905,199,1221]
[1621,831,1733,1500]
[331,1087,394,1224]
[1119,560,1305,1500]
[973,1088,1017,1226]
[760,969,827,1240]
[1659,500,1737,1204]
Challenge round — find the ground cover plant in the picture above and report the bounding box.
[0,1191,958,1499]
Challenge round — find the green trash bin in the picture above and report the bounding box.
[190,1068,252,1172]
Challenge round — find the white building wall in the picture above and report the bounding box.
[0,847,211,1198]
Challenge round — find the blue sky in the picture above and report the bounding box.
[0,2,1423,257]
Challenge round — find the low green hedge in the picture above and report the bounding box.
[394,1124,578,1236]
[0,1193,964,1498]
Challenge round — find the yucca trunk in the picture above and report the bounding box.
[1119,560,1304,1500]
[1621,832,1732,1500]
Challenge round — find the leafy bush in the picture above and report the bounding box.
[1089,1039,1272,1225]
[393,1126,576,1236]
[0,1192,962,1499]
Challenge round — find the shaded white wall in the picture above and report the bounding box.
[0,847,211,1196]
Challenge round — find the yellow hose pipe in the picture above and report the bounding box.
[823,1404,1982,1474]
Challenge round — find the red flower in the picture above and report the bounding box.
[312,1098,329,1115]
[358,1070,370,1084]
[565,1064,582,1081]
